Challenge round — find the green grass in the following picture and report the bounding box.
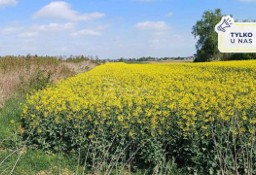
[0,149,78,175]
[0,95,76,175]
[0,95,25,143]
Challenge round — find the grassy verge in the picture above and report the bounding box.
[0,150,76,175]
[0,95,24,147]
[0,96,81,174]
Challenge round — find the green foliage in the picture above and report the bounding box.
[19,69,53,94]
[21,110,184,174]
[192,9,223,62]
[0,150,76,175]
[223,53,256,61]
[0,95,25,149]
[28,69,52,91]
[66,55,89,63]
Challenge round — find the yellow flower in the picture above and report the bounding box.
[21,60,256,141]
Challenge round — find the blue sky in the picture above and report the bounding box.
[1,0,256,59]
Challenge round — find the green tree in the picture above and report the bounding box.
[192,9,223,62]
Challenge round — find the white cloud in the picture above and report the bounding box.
[16,23,74,39]
[0,0,17,7]
[31,23,74,32]
[71,25,105,37]
[1,27,22,34]
[71,29,102,37]
[33,1,105,21]
[18,31,38,38]
[135,21,168,30]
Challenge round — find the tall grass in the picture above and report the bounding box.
[0,56,97,107]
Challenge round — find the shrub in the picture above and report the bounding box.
[19,69,53,94]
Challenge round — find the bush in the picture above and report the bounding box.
[19,69,53,94]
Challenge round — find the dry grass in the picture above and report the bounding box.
[0,56,97,108]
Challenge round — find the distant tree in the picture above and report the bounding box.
[192,9,223,62]
[224,53,256,61]
[119,57,125,62]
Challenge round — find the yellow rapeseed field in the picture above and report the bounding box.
[22,60,256,135]
[21,60,256,173]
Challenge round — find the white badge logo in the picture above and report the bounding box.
[215,16,256,53]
